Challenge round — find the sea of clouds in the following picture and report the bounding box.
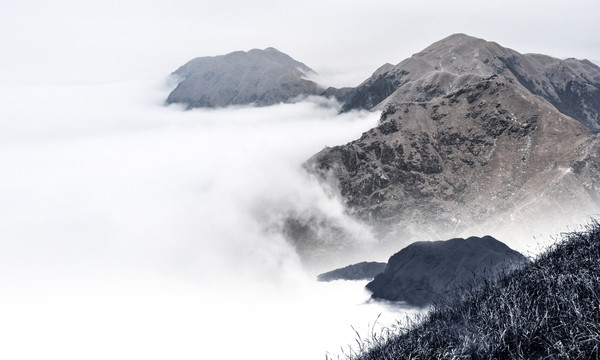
[0,78,424,359]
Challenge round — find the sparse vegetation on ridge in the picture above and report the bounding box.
[337,222,600,360]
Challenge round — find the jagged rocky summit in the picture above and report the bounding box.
[296,34,600,259]
[166,47,325,108]
[366,236,528,307]
[342,33,600,133]
[316,261,386,282]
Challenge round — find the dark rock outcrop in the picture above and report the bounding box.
[366,236,528,307]
[166,47,324,108]
[342,34,600,133]
[317,261,386,282]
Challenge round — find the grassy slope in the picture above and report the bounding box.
[351,223,600,360]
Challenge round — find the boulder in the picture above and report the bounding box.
[366,236,528,307]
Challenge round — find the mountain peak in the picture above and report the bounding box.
[166,48,321,108]
[263,46,282,53]
[424,33,486,47]
[416,33,492,54]
[246,47,283,56]
[411,33,509,68]
[342,34,600,132]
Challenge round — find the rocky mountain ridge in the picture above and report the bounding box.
[306,73,600,252]
[342,33,600,133]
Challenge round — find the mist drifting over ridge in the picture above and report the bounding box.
[0,77,416,359]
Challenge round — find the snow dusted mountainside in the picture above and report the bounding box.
[166,47,324,108]
[342,34,600,133]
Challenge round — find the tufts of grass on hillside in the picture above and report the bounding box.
[346,222,600,360]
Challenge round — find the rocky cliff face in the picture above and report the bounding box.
[308,75,600,247]
[366,236,528,307]
[342,34,600,133]
[166,47,324,108]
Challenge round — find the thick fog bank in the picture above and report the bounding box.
[0,79,418,360]
[2,74,595,359]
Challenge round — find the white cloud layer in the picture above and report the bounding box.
[0,77,412,359]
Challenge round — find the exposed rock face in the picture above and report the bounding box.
[166,48,323,108]
[316,261,386,282]
[342,34,600,133]
[366,236,528,307]
[307,75,600,244]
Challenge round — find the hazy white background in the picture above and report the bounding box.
[2,0,600,87]
[1,0,600,359]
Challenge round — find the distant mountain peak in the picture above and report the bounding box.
[263,46,283,53]
[419,33,488,50]
[166,47,321,108]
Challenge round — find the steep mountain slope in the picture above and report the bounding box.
[366,236,527,307]
[308,75,600,247]
[166,47,323,108]
[355,224,600,359]
[342,34,600,133]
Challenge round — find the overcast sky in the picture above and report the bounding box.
[2,0,600,86]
